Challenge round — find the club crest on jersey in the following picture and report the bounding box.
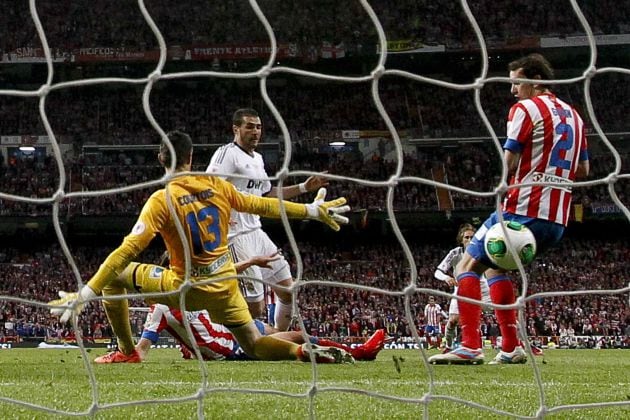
[149,267,164,279]
[131,221,146,235]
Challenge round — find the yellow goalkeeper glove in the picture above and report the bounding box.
[305,188,350,231]
[49,287,97,323]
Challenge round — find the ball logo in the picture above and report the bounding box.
[484,221,537,270]
[132,221,146,235]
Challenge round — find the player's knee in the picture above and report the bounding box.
[273,280,294,304]
[247,300,265,318]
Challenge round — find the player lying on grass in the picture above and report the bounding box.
[49,130,353,364]
[136,303,386,362]
[131,254,385,363]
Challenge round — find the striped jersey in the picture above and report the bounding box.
[503,93,588,226]
[265,285,277,306]
[424,303,443,327]
[141,304,246,360]
[206,143,272,238]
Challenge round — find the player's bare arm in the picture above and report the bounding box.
[504,149,521,175]
[576,160,590,179]
[234,253,281,273]
[269,174,330,200]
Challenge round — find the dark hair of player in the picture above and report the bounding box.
[159,130,193,169]
[232,108,260,127]
[508,53,555,81]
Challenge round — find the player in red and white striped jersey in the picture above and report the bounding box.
[430,53,589,365]
[503,87,586,225]
[423,296,446,348]
[135,303,387,362]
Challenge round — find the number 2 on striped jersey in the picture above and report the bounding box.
[550,123,574,170]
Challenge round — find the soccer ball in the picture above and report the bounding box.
[484,221,537,270]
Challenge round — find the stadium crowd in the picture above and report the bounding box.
[0,237,627,349]
[1,0,628,354]
[1,1,628,54]
[0,140,626,217]
[0,72,627,145]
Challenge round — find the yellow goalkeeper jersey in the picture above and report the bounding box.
[87,174,306,291]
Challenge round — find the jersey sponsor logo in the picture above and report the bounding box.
[131,221,146,235]
[246,179,265,189]
[149,266,164,279]
[530,172,572,191]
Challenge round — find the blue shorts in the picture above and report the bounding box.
[425,325,440,336]
[467,211,565,269]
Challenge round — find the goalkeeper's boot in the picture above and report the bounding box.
[94,349,142,364]
[428,346,484,365]
[519,340,543,356]
[530,344,544,356]
[299,344,355,364]
[488,346,527,365]
[352,329,386,361]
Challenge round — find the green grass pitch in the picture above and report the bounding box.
[0,348,628,419]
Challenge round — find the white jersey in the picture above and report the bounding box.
[434,246,490,315]
[435,246,465,280]
[206,142,272,238]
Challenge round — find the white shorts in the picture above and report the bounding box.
[448,278,491,315]
[228,229,292,303]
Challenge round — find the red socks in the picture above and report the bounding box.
[313,338,351,352]
[456,272,482,349]
[488,275,518,353]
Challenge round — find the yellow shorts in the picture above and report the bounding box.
[124,261,252,327]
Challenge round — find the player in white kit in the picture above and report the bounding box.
[434,224,490,353]
[207,108,328,330]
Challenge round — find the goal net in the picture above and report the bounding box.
[0,0,628,418]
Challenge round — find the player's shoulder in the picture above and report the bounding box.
[512,98,537,112]
[445,246,462,258]
[147,188,166,203]
[449,245,462,254]
[215,142,238,153]
[210,142,239,163]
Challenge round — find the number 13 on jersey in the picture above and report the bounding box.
[186,205,221,256]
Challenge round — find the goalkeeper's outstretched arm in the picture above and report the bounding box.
[234,187,350,231]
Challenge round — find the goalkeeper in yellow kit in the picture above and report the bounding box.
[49,130,353,364]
